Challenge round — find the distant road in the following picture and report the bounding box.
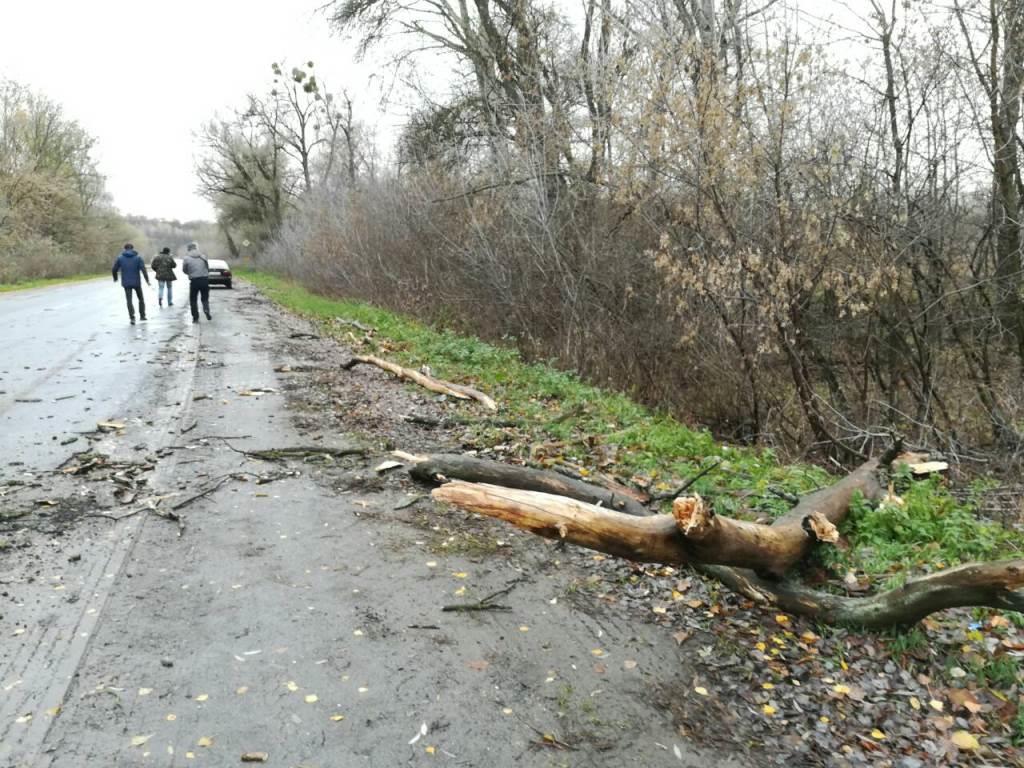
[0,278,192,471]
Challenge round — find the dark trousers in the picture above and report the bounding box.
[123,285,145,320]
[189,277,210,320]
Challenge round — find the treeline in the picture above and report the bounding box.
[198,0,1024,469]
[0,79,136,283]
[125,216,229,261]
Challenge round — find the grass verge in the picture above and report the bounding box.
[241,269,1021,582]
[0,273,103,293]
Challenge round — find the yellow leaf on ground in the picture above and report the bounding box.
[166,714,177,721]
[452,572,468,579]
[236,686,249,695]
[131,735,153,747]
[286,681,299,692]
[762,705,776,715]
[951,731,980,751]
[138,688,153,696]
[195,694,208,702]
[197,737,213,747]
[929,699,944,712]
[870,729,886,740]
[330,714,345,722]
[45,706,61,717]
[694,686,708,696]
[454,586,466,596]
[910,697,921,710]
[761,683,774,690]
[425,745,436,755]
[833,684,850,696]
[305,694,318,703]
[775,615,790,625]
[591,649,604,657]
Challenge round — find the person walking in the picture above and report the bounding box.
[181,241,212,323]
[151,247,177,307]
[112,243,150,325]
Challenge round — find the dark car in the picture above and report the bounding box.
[207,259,233,289]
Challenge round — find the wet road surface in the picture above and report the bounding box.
[1,281,734,768]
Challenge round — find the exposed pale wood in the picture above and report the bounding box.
[342,355,497,410]
[413,453,651,516]
[432,482,679,559]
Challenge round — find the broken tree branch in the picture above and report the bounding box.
[412,453,651,517]
[342,355,497,411]
[696,561,1024,629]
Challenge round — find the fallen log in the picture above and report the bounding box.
[431,482,1024,627]
[342,355,497,411]
[412,454,651,517]
[698,561,1024,629]
[431,457,883,571]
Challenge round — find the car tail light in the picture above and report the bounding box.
[223,270,231,277]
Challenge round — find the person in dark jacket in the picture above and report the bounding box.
[181,241,212,323]
[112,243,150,325]
[151,247,177,307]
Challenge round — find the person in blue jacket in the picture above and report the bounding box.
[112,243,151,325]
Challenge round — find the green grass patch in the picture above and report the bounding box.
[816,476,1020,584]
[241,269,1020,580]
[0,273,103,293]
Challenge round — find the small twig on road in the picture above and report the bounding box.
[289,332,321,340]
[441,576,526,613]
[180,419,198,434]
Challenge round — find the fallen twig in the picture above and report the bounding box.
[343,354,497,411]
[441,577,525,613]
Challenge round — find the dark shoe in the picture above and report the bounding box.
[192,317,199,323]
[158,299,163,307]
[168,301,173,306]
[140,316,147,321]
[130,318,135,325]
[205,312,212,320]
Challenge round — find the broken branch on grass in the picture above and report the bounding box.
[411,453,651,517]
[342,355,497,411]
[648,459,723,501]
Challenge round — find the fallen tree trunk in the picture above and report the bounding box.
[342,355,497,410]
[431,482,1024,627]
[412,454,651,517]
[676,459,883,578]
[432,455,883,574]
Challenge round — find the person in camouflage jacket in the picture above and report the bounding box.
[151,247,177,307]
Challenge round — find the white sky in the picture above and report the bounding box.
[0,0,400,222]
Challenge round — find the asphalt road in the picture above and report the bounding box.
[0,277,194,471]
[1,280,734,768]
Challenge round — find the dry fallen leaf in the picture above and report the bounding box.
[762,704,776,716]
[623,659,638,670]
[467,660,489,671]
[950,731,980,750]
[197,736,213,748]
[330,714,345,722]
[286,681,299,692]
[870,729,886,741]
[195,694,208,702]
[241,753,269,763]
[694,686,709,696]
[236,686,249,695]
[138,688,153,696]
[131,734,153,747]
[45,706,61,717]
[304,694,319,704]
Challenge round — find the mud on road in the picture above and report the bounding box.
[2,283,737,768]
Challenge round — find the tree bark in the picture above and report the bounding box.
[698,561,1024,629]
[412,454,651,517]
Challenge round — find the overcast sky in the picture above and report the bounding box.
[0,0,397,222]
